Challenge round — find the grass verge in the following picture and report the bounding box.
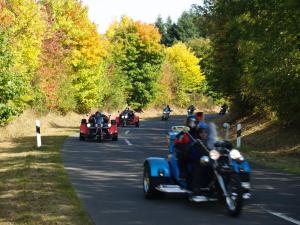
[0,111,93,225]
[215,114,300,174]
[0,108,203,224]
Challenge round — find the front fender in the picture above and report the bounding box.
[144,157,170,178]
[108,126,118,134]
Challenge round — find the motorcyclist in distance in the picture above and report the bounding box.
[95,111,103,124]
[219,103,228,115]
[122,107,133,120]
[187,104,196,115]
[163,105,172,112]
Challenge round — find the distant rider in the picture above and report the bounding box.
[95,111,109,124]
[122,107,132,120]
[220,103,228,115]
[163,105,172,113]
[187,105,196,115]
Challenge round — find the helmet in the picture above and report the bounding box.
[196,121,209,140]
[186,116,196,129]
[197,121,208,129]
[195,111,204,121]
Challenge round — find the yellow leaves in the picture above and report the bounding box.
[1,0,46,83]
[166,42,205,88]
[164,42,205,106]
[49,0,106,67]
[107,16,162,49]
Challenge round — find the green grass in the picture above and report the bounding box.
[214,114,300,175]
[240,133,300,175]
[242,146,300,174]
[0,127,93,224]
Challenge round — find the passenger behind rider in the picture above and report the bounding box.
[195,111,205,124]
[174,116,197,183]
[88,114,96,125]
[189,121,214,195]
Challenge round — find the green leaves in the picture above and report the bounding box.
[198,0,300,125]
[107,17,164,110]
[0,33,25,125]
[0,1,212,125]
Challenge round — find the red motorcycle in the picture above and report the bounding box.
[80,115,118,142]
[116,110,139,127]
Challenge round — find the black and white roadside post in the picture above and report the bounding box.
[237,123,241,149]
[223,122,230,140]
[36,120,41,148]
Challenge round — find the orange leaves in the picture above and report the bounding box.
[135,21,161,44]
[0,0,14,29]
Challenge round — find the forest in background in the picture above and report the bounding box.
[0,0,299,126]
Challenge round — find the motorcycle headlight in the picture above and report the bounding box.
[230,149,244,161]
[87,123,91,128]
[209,150,220,160]
[121,115,125,118]
[108,123,112,128]
[125,115,128,119]
[200,156,210,165]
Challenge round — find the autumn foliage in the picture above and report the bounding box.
[0,0,206,125]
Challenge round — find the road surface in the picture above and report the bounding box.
[62,115,300,225]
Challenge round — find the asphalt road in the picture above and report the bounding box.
[62,115,300,225]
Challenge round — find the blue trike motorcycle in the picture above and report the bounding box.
[143,126,251,217]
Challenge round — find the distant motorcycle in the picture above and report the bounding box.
[187,105,196,116]
[161,110,171,121]
[79,116,118,142]
[116,110,140,127]
[219,104,228,115]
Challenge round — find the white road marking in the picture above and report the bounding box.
[255,205,300,225]
[266,210,300,225]
[125,138,132,146]
[125,130,130,135]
